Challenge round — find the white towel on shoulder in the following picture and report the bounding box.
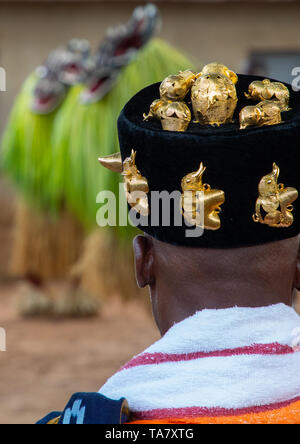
[99,304,300,420]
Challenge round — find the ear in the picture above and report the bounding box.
[133,235,155,288]
[294,244,300,290]
[254,106,262,123]
[228,70,238,85]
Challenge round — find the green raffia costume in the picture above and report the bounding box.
[1,5,194,306]
[52,38,194,300]
[51,39,193,231]
[1,72,85,284]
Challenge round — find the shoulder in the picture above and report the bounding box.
[36,392,129,424]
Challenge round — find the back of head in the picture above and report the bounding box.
[134,234,300,334]
[99,66,300,332]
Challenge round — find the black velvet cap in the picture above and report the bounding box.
[117,74,300,248]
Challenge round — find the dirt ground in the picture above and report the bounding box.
[0,282,159,424]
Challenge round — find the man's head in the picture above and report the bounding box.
[134,234,300,335]
[98,70,300,336]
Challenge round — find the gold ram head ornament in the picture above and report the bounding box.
[98,150,149,216]
[159,70,198,101]
[253,163,298,228]
[191,73,238,126]
[181,162,225,230]
[245,78,290,112]
[200,62,238,85]
[239,100,282,130]
[143,99,191,132]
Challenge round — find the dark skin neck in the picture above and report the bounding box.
[134,234,300,336]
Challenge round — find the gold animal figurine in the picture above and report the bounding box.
[143,99,191,132]
[239,100,282,130]
[201,62,238,85]
[99,150,149,216]
[181,162,225,230]
[245,78,290,111]
[143,99,167,120]
[253,163,298,228]
[159,70,198,101]
[191,72,237,126]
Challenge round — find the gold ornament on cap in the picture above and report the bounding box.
[239,100,282,130]
[144,63,238,131]
[191,72,238,126]
[181,162,225,230]
[143,99,191,132]
[200,62,238,85]
[253,163,298,228]
[159,70,198,101]
[98,152,123,173]
[99,150,149,216]
[245,79,290,111]
[143,99,167,120]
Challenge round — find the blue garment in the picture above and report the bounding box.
[37,392,129,424]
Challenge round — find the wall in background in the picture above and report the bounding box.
[0,1,300,134]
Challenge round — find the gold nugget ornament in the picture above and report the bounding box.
[181,163,225,230]
[239,100,282,130]
[191,72,238,126]
[99,150,149,216]
[159,70,198,101]
[143,99,191,132]
[245,78,290,111]
[253,163,298,228]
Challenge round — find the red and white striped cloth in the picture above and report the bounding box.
[99,304,300,422]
